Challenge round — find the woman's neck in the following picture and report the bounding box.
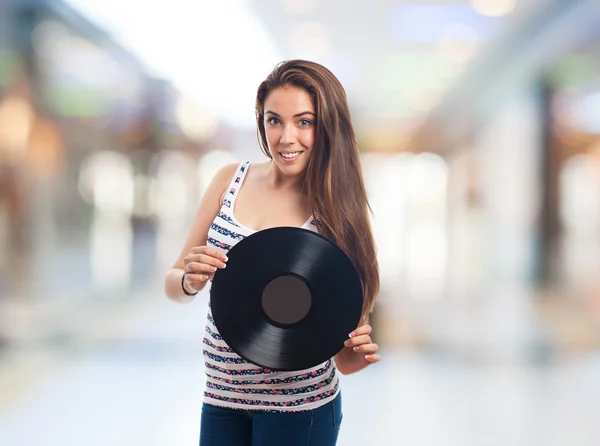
[264,160,306,192]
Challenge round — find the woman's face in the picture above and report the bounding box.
[263,85,315,177]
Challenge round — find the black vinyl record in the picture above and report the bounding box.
[210,226,363,372]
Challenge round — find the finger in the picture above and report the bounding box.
[201,254,227,268]
[187,254,226,269]
[344,334,371,348]
[185,262,218,275]
[349,324,372,337]
[352,343,378,354]
[186,251,227,267]
[191,246,228,262]
[185,273,210,283]
[364,354,381,363]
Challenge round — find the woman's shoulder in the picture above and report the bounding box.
[207,162,243,206]
[212,162,241,183]
[205,162,240,197]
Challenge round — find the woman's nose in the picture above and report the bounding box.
[280,124,297,145]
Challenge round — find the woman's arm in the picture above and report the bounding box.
[164,162,238,303]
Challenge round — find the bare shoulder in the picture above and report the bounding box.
[208,162,240,204]
[212,162,240,185]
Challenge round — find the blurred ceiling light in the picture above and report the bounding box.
[31,20,70,59]
[63,38,124,89]
[437,22,481,63]
[282,0,318,14]
[288,22,332,60]
[176,97,220,143]
[43,35,123,94]
[0,97,34,163]
[406,152,448,202]
[78,151,134,213]
[470,0,516,17]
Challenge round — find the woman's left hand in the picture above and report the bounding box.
[334,323,380,375]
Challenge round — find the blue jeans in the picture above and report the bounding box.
[199,391,343,446]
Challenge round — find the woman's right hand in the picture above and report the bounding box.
[183,246,228,292]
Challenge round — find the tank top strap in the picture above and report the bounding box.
[222,160,251,208]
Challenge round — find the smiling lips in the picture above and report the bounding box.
[279,151,302,161]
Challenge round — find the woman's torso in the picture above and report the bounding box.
[202,160,340,412]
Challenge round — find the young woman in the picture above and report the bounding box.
[164,59,380,446]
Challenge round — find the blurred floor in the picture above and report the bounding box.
[0,287,599,446]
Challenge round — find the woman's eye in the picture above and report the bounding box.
[299,119,311,127]
[267,117,280,125]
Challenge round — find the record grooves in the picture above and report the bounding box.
[210,227,363,371]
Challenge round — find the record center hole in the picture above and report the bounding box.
[261,275,312,325]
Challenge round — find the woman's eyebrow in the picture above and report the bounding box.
[265,111,316,117]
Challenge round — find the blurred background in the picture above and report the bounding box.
[1,0,600,445]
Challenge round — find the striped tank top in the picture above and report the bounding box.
[203,161,340,412]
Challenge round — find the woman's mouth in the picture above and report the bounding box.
[279,151,302,162]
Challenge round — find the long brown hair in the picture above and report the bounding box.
[255,60,380,318]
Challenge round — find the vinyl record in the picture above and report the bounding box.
[210,226,363,372]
